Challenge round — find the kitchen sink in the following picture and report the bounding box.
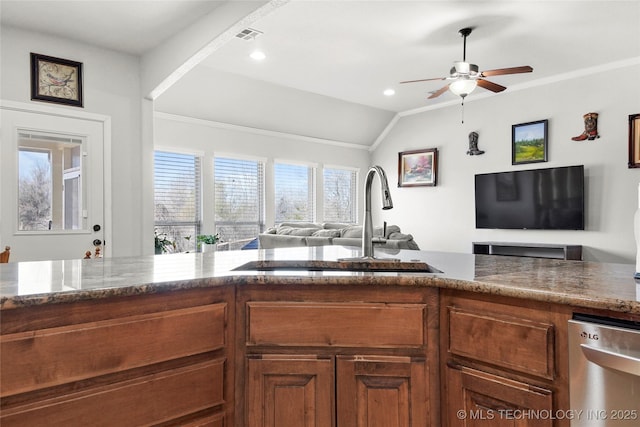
[232,259,443,274]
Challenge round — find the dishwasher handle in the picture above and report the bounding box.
[581,344,640,377]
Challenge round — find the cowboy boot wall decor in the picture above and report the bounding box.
[466,131,485,155]
[572,112,600,141]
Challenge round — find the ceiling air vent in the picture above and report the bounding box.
[235,28,263,40]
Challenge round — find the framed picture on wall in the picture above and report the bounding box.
[398,148,438,187]
[512,119,548,165]
[629,114,640,168]
[30,53,84,107]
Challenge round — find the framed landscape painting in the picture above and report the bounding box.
[512,119,548,165]
[398,148,438,187]
[629,114,640,168]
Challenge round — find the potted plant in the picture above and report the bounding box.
[197,233,221,253]
[154,229,175,254]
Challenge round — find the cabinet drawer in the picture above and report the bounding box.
[247,302,426,348]
[1,303,227,397]
[1,359,225,427]
[447,307,554,379]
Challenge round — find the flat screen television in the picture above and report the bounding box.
[475,165,585,230]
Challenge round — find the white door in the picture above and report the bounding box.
[1,104,108,262]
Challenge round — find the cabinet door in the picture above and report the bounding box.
[445,364,553,427]
[247,355,334,427]
[336,355,428,427]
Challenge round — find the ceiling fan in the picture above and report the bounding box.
[400,27,533,101]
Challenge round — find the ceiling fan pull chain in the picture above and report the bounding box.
[461,99,465,124]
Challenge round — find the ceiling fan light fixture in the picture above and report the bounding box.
[452,61,478,76]
[399,25,532,116]
[449,78,477,98]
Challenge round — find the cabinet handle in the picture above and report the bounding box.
[580,344,640,377]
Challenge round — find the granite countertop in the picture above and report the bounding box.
[1,246,638,315]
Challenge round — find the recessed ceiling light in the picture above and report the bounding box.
[383,88,395,96]
[250,50,266,61]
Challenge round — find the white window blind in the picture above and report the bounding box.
[154,151,201,252]
[214,157,265,248]
[274,161,316,223]
[323,167,357,223]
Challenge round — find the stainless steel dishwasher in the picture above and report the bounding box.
[568,314,640,426]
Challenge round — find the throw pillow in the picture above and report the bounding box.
[277,226,320,236]
[341,225,363,238]
[312,229,341,238]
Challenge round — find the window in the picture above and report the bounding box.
[274,161,316,223]
[18,131,84,231]
[154,151,201,252]
[214,157,265,248]
[323,166,358,223]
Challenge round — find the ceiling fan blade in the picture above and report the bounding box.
[427,84,450,99]
[400,77,446,84]
[477,79,507,93]
[480,66,533,77]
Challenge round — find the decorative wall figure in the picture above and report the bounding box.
[571,112,600,141]
[466,131,485,155]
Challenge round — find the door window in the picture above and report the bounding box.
[17,131,85,231]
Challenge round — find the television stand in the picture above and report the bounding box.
[472,241,582,261]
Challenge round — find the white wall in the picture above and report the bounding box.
[3,25,638,264]
[154,114,371,228]
[372,64,640,263]
[0,26,143,257]
[155,66,395,146]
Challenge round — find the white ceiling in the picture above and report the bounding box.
[2,1,640,144]
[201,0,640,113]
[0,0,227,55]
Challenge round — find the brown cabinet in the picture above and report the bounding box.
[445,364,553,427]
[0,287,235,427]
[337,355,428,427]
[247,353,427,427]
[238,285,440,427]
[1,276,586,426]
[247,355,334,427]
[440,290,571,427]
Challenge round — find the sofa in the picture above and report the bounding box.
[258,222,420,250]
